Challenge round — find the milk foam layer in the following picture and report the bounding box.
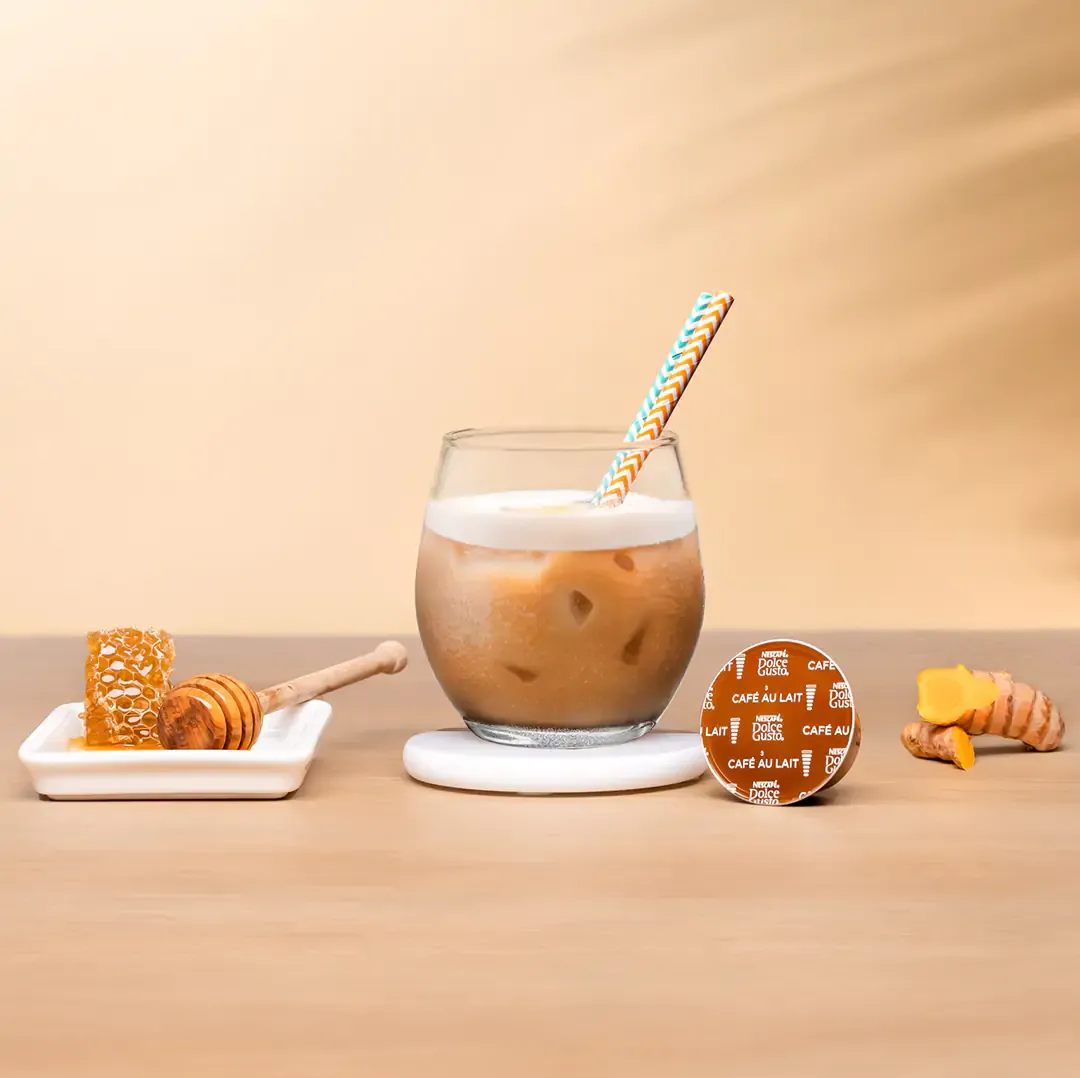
[423,489,696,551]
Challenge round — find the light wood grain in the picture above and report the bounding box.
[2,633,1079,1076]
[256,639,409,715]
[157,642,408,749]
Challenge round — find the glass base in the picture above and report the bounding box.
[462,718,657,750]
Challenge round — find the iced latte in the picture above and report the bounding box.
[416,489,705,747]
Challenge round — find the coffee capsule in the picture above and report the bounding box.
[700,638,860,806]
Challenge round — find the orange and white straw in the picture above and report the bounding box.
[592,291,734,507]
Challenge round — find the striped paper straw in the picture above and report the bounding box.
[593,292,713,498]
[592,291,734,508]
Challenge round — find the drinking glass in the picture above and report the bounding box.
[415,428,705,748]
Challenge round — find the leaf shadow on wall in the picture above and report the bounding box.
[851,4,1080,570]
[548,0,1080,576]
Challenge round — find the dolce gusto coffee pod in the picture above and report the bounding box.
[701,639,861,805]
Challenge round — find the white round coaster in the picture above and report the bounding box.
[402,729,707,794]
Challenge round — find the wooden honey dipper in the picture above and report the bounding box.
[156,641,408,750]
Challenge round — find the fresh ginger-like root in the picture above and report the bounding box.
[901,721,975,770]
[917,665,998,724]
[916,665,1064,752]
[964,670,1064,751]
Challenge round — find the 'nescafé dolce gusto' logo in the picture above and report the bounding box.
[701,639,861,806]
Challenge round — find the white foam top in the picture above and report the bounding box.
[424,489,696,551]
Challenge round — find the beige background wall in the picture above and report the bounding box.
[1,1,1078,634]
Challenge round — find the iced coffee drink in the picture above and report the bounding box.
[416,483,705,747]
[416,296,731,748]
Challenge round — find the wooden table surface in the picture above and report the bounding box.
[2,632,1079,1077]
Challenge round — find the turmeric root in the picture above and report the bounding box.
[901,721,976,770]
[916,665,1064,752]
[917,665,997,724]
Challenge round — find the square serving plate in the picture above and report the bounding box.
[17,700,332,800]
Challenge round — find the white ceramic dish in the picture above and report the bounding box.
[18,700,332,800]
[402,729,707,794]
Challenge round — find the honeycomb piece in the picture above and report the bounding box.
[82,628,176,747]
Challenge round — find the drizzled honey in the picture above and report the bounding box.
[81,628,175,748]
[67,735,162,751]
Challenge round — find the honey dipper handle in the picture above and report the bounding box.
[256,641,408,714]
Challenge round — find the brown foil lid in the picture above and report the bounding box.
[701,639,858,806]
